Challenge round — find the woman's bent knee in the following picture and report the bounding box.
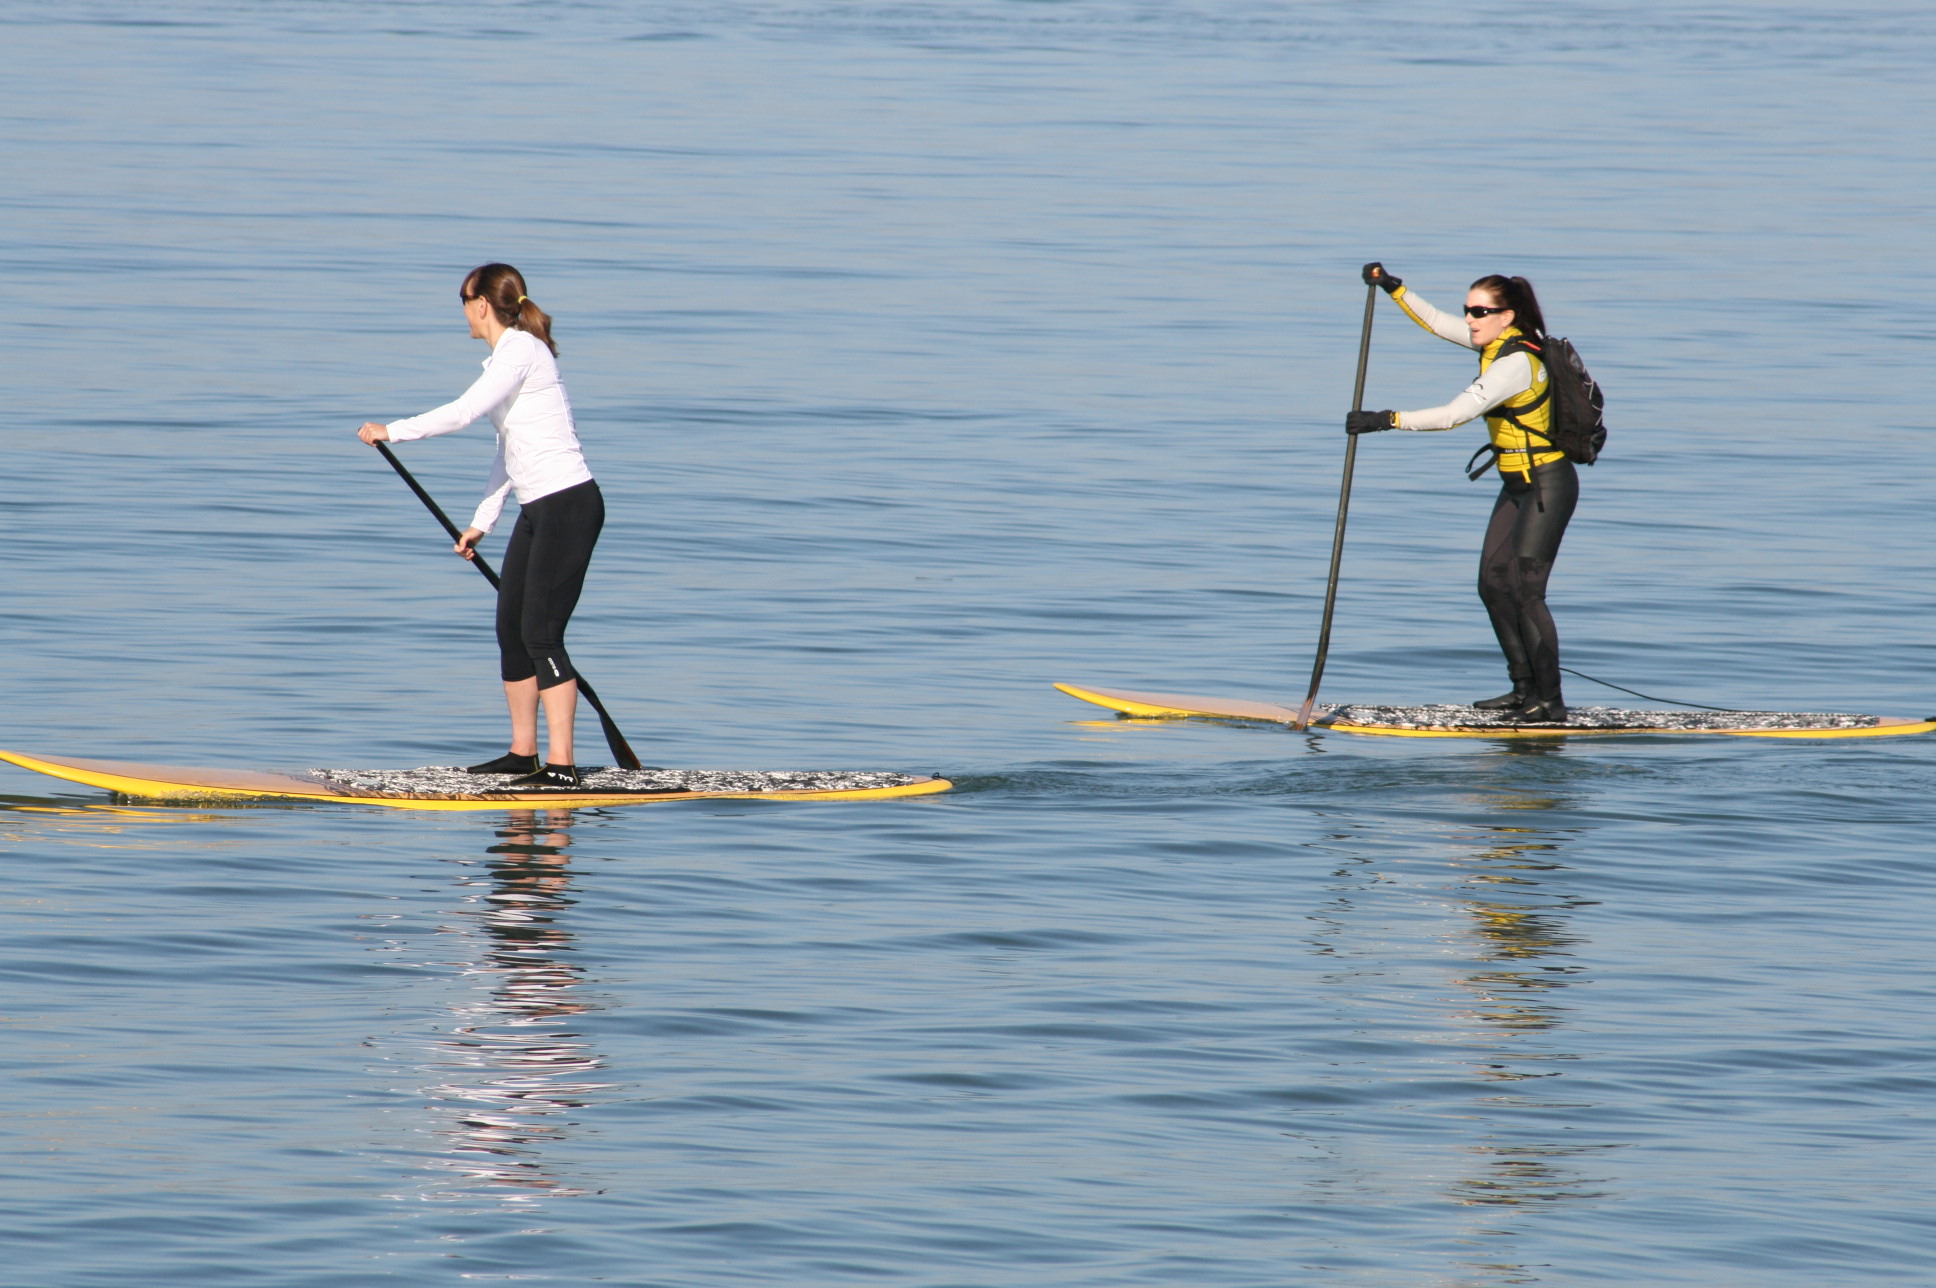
[531,651,577,690]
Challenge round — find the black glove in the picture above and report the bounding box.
[1346,410,1395,435]
[1360,262,1402,293]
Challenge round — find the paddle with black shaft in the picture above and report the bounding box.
[1291,279,1380,731]
[371,440,644,770]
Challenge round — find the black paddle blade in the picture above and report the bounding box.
[574,676,642,770]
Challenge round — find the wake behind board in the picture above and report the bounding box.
[0,750,951,810]
[1053,683,1936,740]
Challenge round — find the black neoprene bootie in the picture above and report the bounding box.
[495,763,582,790]
[1512,698,1568,724]
[467,751,542,776]
[1472,687,1530,710]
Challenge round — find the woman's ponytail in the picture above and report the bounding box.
[514,293,558,356]
[1470,273,1547,338]
[459,262,559,356]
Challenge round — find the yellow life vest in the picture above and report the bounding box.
[1481,329,1563,475]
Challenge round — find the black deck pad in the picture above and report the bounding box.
[1324,704,1881,731]
[311,765,930,797]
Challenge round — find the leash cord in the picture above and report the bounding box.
[1558,667,1748,713]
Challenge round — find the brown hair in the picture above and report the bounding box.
[460,262,558,356]
[1469,273,1546,339]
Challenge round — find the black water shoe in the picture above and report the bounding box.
[1511,699,1568,725]
[467,751,542,776]
[1472,689,1529,711]
[494,763,582,791]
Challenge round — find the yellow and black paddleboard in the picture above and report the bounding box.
[1054,683,1936,740]
[0,750,951,810]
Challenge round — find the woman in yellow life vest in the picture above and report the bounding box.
[1346,264,1576,723]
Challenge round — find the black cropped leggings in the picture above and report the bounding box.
[1478,459,1577,702]
[497,479,604,690]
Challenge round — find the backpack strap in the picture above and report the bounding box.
[1489,394,1552,438]
[1484,334,1555,449]
[1463,441,1547,480]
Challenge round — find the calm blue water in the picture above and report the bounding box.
[4,3,1934,1284]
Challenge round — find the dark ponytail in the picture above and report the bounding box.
[459,262,558,356]
[1469,273,1546,338]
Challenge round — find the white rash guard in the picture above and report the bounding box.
[1388,286,1540,433]
[384,328,594,534]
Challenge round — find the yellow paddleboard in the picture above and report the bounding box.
[1054,683,1936,740]
[0,749,951,810]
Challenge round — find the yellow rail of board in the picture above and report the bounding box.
[1052,682,1300,723]
[1325,718,1936,740]
[0,749,953,810]
[1054,683,1936,740]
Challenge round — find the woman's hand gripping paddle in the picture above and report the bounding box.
[370,440,644,770]
[1292,280,1380,731]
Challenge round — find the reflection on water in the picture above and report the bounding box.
[1452,814,1583,1047]
[1440,780,1616,1284]
[0,796,293,842]
[410,809,614,1201]
[1303,764,1619,1284]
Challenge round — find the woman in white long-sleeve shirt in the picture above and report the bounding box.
[359,263,605,787]
[1345,264,1576,723]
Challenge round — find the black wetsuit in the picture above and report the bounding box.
[497,478,604,690]
[1478,459,1576,704]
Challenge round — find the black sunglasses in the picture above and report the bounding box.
[1464,304,1512,318]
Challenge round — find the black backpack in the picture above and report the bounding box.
[1469,335,1607,476]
